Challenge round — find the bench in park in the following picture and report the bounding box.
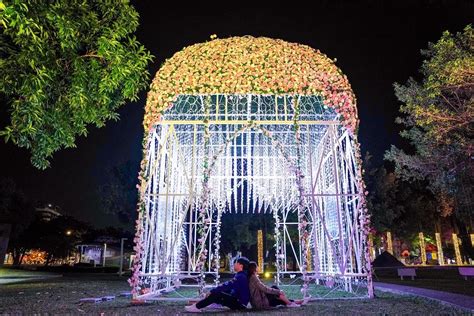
[397,268,416,280]
[458,267,474,280]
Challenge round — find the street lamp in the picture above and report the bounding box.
[65,230,73,264]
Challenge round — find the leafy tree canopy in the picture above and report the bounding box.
[0,0,153,169]
[385,25,473,220]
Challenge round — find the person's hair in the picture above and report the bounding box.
[236,257,250,271]
[248,261,258,276]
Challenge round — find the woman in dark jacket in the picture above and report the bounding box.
[247,261,300,309]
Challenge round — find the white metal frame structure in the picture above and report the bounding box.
[134,94,372,300]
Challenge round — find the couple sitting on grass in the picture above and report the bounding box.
[185,257,301,313]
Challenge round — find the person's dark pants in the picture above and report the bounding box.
[266,285,294,307]
[195,292,246,310]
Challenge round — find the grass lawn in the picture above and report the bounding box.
[0,267,58,277]
[0,273,470,315]
[0,267,60,285]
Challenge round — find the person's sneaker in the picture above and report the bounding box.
[300,295,311,305]
[184,304,202,313]
[286,302,301,308]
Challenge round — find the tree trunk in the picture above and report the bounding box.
[11,248,19,265]
[455,216,474,262]
[18,249,26,265]
[435,216,442,234]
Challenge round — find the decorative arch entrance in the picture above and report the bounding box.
[130,37,373,301]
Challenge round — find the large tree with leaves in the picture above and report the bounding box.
[385,25,473,221]
[0,0,152,169]
[0,178,35,265]
[385,25,473,258]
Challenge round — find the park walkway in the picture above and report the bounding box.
[375,282,474,312]
[0,268,61,285]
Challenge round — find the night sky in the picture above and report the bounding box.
[0,1,472,229]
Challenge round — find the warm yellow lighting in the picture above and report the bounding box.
[22,249,47,265]
[257,230,264,273]
[306,238,311,271]
[264,272,271,278]
[435,233,444,265]
[387,232,393,255]
[419,232,426,265]
[66,230,72,236]
[453,233,462,265]
[368,234,375,261]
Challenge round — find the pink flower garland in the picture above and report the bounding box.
[129,141,150,296]
[144,37,360,134]
[352,138,374,298]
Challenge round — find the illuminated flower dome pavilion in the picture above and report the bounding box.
[130,36,373,301]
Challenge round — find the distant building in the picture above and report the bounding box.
[76,243,132,268]
[77,244,104,265]
[35,204,62,222]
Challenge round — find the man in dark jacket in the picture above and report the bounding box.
[185,257,250,312]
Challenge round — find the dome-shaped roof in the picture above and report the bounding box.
[145,36,358,131]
